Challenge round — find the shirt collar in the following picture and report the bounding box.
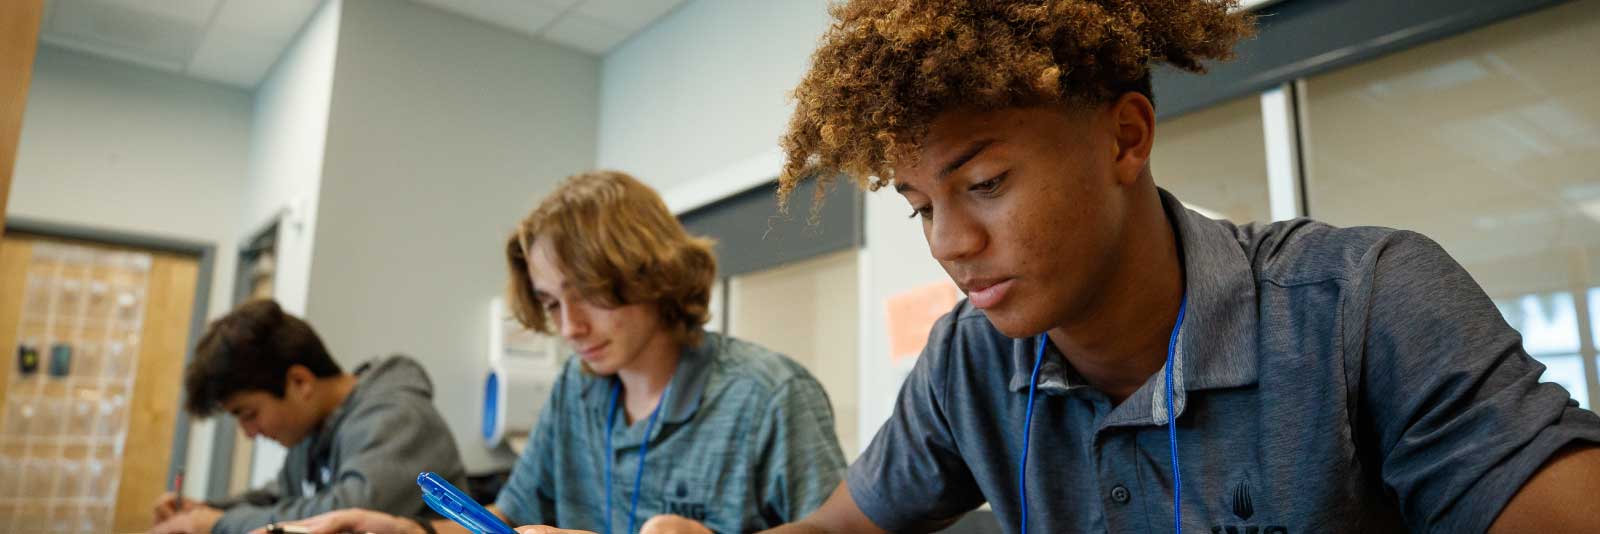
[1010,189,1260,424]
[580,329,718,426]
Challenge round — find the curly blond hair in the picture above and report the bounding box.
[778,0,1256,207]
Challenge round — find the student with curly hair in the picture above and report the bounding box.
[765,1,1600,533]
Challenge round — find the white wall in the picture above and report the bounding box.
[599,0,952,454]
[12,45,249,324]
[242,0,343,486]
[597,0,830,192]
[304,0,600,473]
[10,45,254,497]
[857,194,947,442]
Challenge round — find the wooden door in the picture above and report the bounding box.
[0,0,45,236]
[0,233,199,534]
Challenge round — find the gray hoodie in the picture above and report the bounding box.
[211,355,468,534]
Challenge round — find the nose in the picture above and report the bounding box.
[559,301,591,340]
[927,206,986,262]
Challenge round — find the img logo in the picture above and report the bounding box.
[665,481,708,521]
[1210,481,1287,534]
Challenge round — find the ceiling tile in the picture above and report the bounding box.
[210,0,321,34]
[187,33,284,88]
[572,0,683,32]
[45,0,208,70]
[540,12,630,55]
[414,0,567,36]
[96,0,219,25]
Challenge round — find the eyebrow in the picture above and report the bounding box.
[894,138,997,193]
[532,282,571,302]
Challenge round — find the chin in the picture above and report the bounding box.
[980,306,1051,339]
[581,359,621,377]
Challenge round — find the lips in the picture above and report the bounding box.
[960,277,1014,309]
[577,341,609,361]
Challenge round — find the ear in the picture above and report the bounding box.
[284,364,317,400]
[1107,92,1156,187]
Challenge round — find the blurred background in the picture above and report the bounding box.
[0,0,1595,532]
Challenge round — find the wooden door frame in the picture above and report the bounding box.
[4,215,215,499]
[204,218,278,500]
[0,1,45,238]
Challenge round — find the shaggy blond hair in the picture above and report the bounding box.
[505,170,717,348]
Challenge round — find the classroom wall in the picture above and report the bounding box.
[304,0,601,473]
[599,0,952,453]
[11,44,254,496]
[597,0,830,191]
[12,44,249,332]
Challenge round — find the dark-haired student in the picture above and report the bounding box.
[151,299,467,534]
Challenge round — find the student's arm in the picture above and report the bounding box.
[153,479,279,525]
[493,365,571,527]
[771,312,982,534]
[758,482,887,534]
[1348,231,1600,533]
[212,401,461,534]
[250,506,509,534]
[1488,445,1600,533]
[206,482,281,509]
[751,376,848,523]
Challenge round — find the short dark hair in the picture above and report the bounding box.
[184,299,342,416]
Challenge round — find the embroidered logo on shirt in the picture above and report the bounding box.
[666,481,707,521]
[1232,481,1254,520]
[1210,481,1287,534]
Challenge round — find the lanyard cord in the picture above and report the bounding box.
[1164,297,1189,534]
[604,380,670,534]
[1018,337,1047,533]
[1019,296,1188,534]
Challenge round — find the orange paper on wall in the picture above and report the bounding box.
[885,281,961,363]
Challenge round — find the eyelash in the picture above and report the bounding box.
[906,173,1009,219]
[972,172,1008,195]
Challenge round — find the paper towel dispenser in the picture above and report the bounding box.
[483,298,562,453]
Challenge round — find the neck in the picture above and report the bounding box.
[314,373,359,423]
[615,331,681,424]
[1048,187,1184,405]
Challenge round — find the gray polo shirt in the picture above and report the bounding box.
[496,331,847,533]
[849,189,1600,534]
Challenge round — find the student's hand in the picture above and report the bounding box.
[247,509,425,534]
[152,492,192,524]
[514,527,598,534]
[150,504,222,534]
[640,514,713,534]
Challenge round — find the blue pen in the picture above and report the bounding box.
[418,472,517,534]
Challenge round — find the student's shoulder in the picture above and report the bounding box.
[1231,218,1443,287]
[707,333,824,395]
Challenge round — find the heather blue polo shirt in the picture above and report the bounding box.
[497,331,846,533]
[848,189,1600,533]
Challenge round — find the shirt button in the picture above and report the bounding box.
[1110,485,1131,504]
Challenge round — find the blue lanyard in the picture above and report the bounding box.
[603,380,670,534]
[1019,296,1188,534]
